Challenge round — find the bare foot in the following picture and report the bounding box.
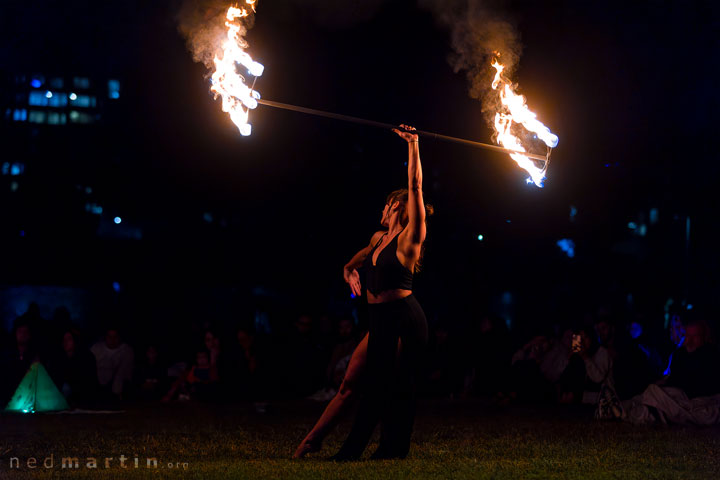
[293,436,321,459]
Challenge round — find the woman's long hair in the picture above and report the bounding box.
[386,188,434,273]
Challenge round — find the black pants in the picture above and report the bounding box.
[335,294,428,459]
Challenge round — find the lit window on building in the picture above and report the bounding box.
[47,112,67,125]
[69,110,95,124]
[108,79,121,99]
[73,77,90,89]
[49,77,64,89]
[28,91,49,107]
[47,93,68,108]
[70,95,96,108]
[85,203,103,215]
[29,75,44,88]
[13,109,27,122]
[1,162,25,176]
[28,111,46,124]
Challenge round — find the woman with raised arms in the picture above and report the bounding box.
[294,125,433,460]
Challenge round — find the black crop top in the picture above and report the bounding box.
[363,231,413,295]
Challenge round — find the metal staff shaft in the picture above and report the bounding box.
[256,98,549,163]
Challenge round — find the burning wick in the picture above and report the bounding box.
[491,58,558,187]
[210,1,264,136]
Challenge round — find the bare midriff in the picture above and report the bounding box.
[367,289,412,304]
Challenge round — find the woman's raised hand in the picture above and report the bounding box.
[392,124,419,143]
[343,268,362,297]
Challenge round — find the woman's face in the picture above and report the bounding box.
[380,203,391,227]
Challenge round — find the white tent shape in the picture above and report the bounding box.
[5,362,69,413]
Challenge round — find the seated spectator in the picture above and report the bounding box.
[663,320,720,398]
[626,318,664,376]
[558,328,613,405]
[542,329,573,384]
[285,314,326,398]
[611,320,662,401]
[91,327,134,401]
[622,319,720,425]
[501,334,563,404]
[48,328,98,407]
[204,329,222,371]
[464,314,512,397]
[162,348,219,402]
[325,318,358,388]
[659,314,686,376]
[224,325,262,400]
[134,344,169,401]
[1,320,40,405]
[423,325,462,398]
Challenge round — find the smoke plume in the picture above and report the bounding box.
[177,0,521,118]
[177,0,256,70]
[419,0,522,120]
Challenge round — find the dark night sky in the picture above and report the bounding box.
[1,0,719,324]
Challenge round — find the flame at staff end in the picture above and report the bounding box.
[210,1,264,136]
[491,58,558,187]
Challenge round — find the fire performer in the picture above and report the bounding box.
[295,125,432,460]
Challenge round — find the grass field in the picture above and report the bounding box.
[1,399,719,479]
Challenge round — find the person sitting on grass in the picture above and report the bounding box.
[622,319,720,424]
[162,348,219,403]
[1,320,40,405]
[91,326,134,402]
[134,344,169,401]
[48,327,99,407]
[558,327,613,405]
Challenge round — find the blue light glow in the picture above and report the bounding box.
[69,92,77,100]
[30,79,42,88]
[112,282,121,292]
[649,208,659,225]
[556,238,576,258]
[108,79,121,99]
[114,217,122,224]
[350,293,356,299]
[477,234,484,241]
[45,91,53,99]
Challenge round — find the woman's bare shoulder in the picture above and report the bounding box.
[370,230,387,246]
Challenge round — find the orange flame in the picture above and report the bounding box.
[210,1,263,136]
[491,59,558,187]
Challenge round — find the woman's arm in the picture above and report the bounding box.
[343,230,386,296]
[343,231,385,271]
[393,125,426,248]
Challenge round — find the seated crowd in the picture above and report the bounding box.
[1,302,718,425]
